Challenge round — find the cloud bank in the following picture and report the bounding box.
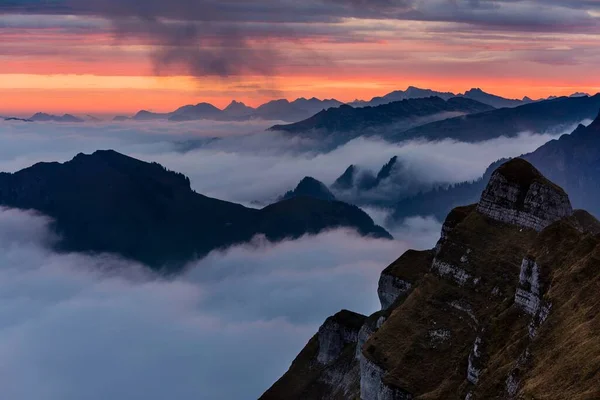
[0,206,405,399]
[0,118,578,207]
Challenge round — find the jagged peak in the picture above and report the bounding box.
[282,176,336,201]
[476,158,572,231]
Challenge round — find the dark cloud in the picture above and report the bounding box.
[1,1,598,78]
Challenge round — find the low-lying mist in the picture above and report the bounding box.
[0,207,404,400]
[0,119,583,208]
[0,117,585,399]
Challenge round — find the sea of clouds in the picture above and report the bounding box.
[0,118,577,206]
[0,117,584,399]
[0,207,404,399]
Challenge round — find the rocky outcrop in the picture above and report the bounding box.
[514,257,542,315]
[377,274,412,310]
[356,314,386,359]
[262,159,600,400]
[476,158,573,231]
[359,356,413,400]
[376,249,434,310]
[317,310,366,364]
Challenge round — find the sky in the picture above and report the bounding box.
[1,0,600,115]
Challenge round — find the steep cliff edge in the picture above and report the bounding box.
[261,159,600,400]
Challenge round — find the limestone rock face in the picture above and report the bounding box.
[376,249,434,310]
[317,311,365,364]
[377,274,411,310]
[359,356,413,400]
[476,159,572,231]
[514,258,542,315]
[356,314,386,359]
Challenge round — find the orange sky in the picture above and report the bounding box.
[1,15,599,116]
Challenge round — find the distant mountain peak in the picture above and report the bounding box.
[29,112,84,123]
[282,176,336,202]
[332,165,357,191]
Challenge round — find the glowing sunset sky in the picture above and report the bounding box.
[1,1,599,116]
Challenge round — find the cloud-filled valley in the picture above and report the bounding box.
[0,118,580,206]
[0,117,585,399]
[0,207,403,399]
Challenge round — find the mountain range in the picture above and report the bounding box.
[390,94,600,143]
[14,87,593,125]
[347,86,589,109]
[0,150,390,271]
[129,98,344,123]
[129,88,543,124]
[269,97,493,137]
[262,158,600,399]
[29,112,84,123]
[272,94,600,144]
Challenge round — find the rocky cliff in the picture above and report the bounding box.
[261,158,600,400]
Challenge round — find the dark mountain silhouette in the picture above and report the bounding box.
[263,159,600,399]
[375,156,398,182]
[332,156,400,195]
[253,98,343,122]
[3,117,32,122]
[332,165,356,191]
[292,97,343,114]
[349,86,456,107]
[393,110,600,222]
[168,103,222,121]
[348,86,535,109]
[113,115,130,121]
[269,97,493,136]
[281,177,336,202]
[29,112,84,123]
[459,87,527,108]
[132,110,170,121]
[129,97,343,123]
[0,151,390,271]
[223,100,255,118]
[391,94,600,143]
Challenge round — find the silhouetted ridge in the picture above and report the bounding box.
[282,177,336,201]
[332,165,356,190]
[269,96,494,135]
[0,151,391,270]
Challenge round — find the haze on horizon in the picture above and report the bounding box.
[1,0,600,116]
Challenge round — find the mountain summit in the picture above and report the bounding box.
[262,160,599,399]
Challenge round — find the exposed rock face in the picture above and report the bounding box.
[359,356,413,400]
[514,257,542,315]
[376,249,434,310]
[377,274,411,310]
[466,336,483,384]
[476,158,573,231]
[317,311,365,364]
[356,314,386,359]
[262,159,600,400]
[260,310,365,400]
